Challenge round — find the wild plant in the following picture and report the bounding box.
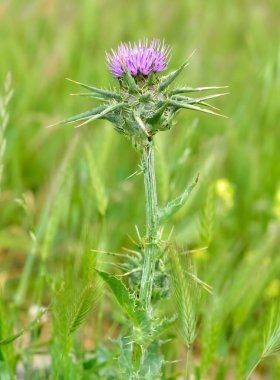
[50,39,227,379]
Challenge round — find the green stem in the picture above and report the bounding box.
[245,357,262,380]
[184,347,192,380]
[15,236,37,305]
[139,139,159,314]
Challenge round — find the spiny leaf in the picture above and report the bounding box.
[197,101,221,111]
[66,77,122,99]
[47,106,107,128]
[169,85,228,96]
[70,92,111,101]
[122,66,139,93]
[158,61,189,91]
[158,175,199,223]
[132,342,142,370]
[74,102,126,128]
[146,102,168,125]
[91,249,139,267]
[96,270,145,326]
[171,92,229,104]
[134,113,151,137]
[168,100,227,118]
[151,315,177,340]
[137,342,164,379]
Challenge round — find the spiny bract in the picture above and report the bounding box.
[53,39,227,149]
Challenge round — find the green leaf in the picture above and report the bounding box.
[158,61,189,91]
[70,92,111,101]
[139,341,164,379]
[122,67,139,93]
[96,270,143,326]
[151,315,177,340]
[168,100,227,118]
[132,342,142,370]
[171,92,229,104]
[0,307,48,346]
[146,102,168,125]
[0,329,25,346]
[66,77,122,99]
[158,175,199,223]
[47,106,107,127]
[133,113,151,137]
[74,102,126,128]
[169,85,228,95]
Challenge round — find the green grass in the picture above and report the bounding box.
[0,0,280,378]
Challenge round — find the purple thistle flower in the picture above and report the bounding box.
[106,39,171,78]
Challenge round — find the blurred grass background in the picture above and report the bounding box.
[0,0,280,378]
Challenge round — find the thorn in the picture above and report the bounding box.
[65,77,80,85]
[45,120,62,129]
[125,169,143,180]
[135,225,142,243]
[74,115,97,129]
[186,49,196,62]
[115,268,142,277]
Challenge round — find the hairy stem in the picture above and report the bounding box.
[139,140,159,314]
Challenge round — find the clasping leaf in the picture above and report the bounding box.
[158,175,199,224]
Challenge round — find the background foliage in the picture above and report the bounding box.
[0,0,280,378]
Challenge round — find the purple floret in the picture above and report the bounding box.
[106,39,171,78]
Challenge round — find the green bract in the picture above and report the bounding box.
[52,59,227,149]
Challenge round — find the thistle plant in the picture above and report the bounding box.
[52,38,226,378]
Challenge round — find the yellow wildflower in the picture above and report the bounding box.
[265,279,280,299]
[215,178,234,209]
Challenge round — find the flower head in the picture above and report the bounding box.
[53,40,227,148]
[106,39,171,78]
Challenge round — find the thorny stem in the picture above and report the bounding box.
[139,139,159,315]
